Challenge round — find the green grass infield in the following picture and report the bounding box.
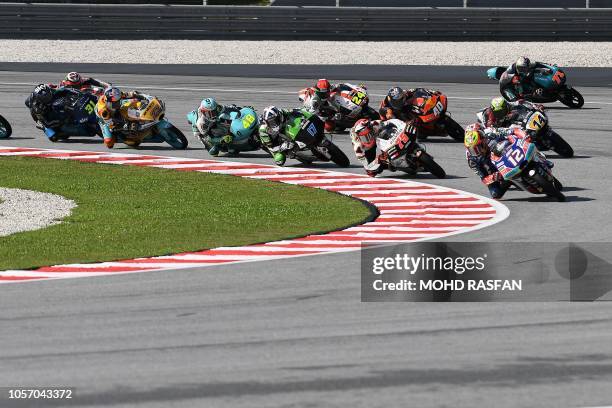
[0,156,374,271]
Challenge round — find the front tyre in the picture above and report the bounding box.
[443,115,464,142]
[419,152,446,178]
[326,142,350,168]
[0,115,12,139]
[547,129,574,158]
[532,172,565,202]
[559,88,584,109]
[163,125,188,149]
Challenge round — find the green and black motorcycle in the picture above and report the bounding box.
[263,109,350,167]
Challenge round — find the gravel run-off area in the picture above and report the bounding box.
[1,40,611,66]
[0,188,76,237]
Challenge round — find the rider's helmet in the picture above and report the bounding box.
[262,106,284,133]
[352,118,376,150]
[199,98,220,120]
[315,79,331,99]
[64,72,84,86]
[464,123,487,156]
[387,86,405,110]
[103,87,122,111]
[516,56,531,76]
[31,84,54,105]
[490,97,509,119]
[30,84,53,115]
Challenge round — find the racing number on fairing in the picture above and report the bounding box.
[84,100,96,115]
[552,70,565,84]
[506,148,525,167]
[527,112,545,131]
[351,91,367,105]
[242,113,256,129]
[432,101,444,116]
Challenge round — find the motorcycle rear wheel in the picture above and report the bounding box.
[559,88,584,109]
[0,115,12,139]
[418,152,446,179]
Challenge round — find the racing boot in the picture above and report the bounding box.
[104,136,116,149]
[273,152,286,166]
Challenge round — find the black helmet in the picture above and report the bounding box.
[387,86,405,110]
[31,84,53,105]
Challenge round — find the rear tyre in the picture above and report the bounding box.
[547,130,574,158]
[559,88,584,109]
[419,152,446,179]
[326,142,350,168]
[0,115,12,139]
[163,125,188,150]
[443,116,464,142]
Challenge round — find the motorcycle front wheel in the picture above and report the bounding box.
[162,125,188,150]
[442,115,464,142]
[325,141,350,168]
[546,129,574,158]
[418,152,446,179]
[0,115,12,139]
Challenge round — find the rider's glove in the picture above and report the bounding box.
[279,141,295,152]
[220,134,233,145]
[482,173,503,185]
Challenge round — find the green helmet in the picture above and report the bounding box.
[491,97,508,118]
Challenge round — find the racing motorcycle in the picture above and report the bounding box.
[487,64,584,108]
[478,104,574,158]
[298,83,379,132]
[105,96,188,149]
[0,114,12,139]
[374,119,446,178]
[264,109,350,167]
[187,106,261,155]
[32,91,101,142]
[491,136,565,201]
[405,89,464,142]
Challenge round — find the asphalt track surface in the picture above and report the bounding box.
[1,67,612,407]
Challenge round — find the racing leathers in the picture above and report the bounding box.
[95,90,149,148]
[305,83,367,131]
[500,61,554,102]
[188,104,242,156]
[477,100,543,129]
[59,76,111,91]
[25,87,93,136]
[378,88,436,121]
[257,108,306,166]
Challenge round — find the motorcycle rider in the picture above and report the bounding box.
[464,123,514,199]
[95,86,150,148]
[59,71,111,91]
[349,118,419,177]
[304,79,370,132]
[25,83,94,138]
[257,106,301,166]
[477,97,545,129]
[500,56,554,102]
[188,97,244,156]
